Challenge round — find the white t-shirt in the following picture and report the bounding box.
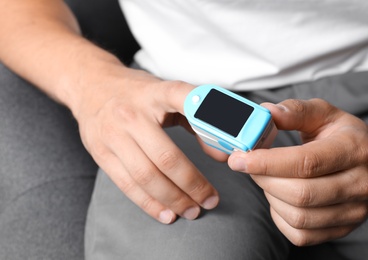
[119,0,368,90]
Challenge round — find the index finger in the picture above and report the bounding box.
[261,98,340,134]
[155,80,195,114]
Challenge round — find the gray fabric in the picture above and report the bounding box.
[85,127,290,260]
[85,71,368,260]
[0,63,97,260]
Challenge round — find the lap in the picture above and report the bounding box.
[85,126,290,260]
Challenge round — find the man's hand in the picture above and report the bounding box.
[75,68,220,224]
[228,98,368,246]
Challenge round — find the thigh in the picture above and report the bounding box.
[85,126,291,260]
[0,63,98,259]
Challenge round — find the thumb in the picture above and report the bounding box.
[261,98,340,134]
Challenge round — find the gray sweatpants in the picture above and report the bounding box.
[1,61,368,259]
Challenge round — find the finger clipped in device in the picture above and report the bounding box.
[184,84,277,154]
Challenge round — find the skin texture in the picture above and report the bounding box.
[228,99,368,246]
[1,0,367,246]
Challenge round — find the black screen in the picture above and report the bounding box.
[194,89,254,137]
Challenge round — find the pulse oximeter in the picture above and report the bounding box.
[184,84,278,154]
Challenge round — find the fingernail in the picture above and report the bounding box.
[276,104,288,112]
[229,157,247,172]
[159,209,175,224]
[183,207,200,220]
[202,195,219,210]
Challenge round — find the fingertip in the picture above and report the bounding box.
[262,100,300,131]
[261,102,288,114]
[275,103,289,112]
[228,152,248,172]
[260,102,276,109]
[182,206,201,220]
[197,136,229,162]
[159,209,177,224]
[202,195,220,210]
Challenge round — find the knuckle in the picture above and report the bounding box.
[363,203,368,219]
[133,166,156,186]
[288,99,307,114]
[100,123,119,142]
[188,180,208,197]
[311,98,339,122]
[90,142,110,160]
[288,209,308,229]
[291,232,311,247]
[157,150,181,172]
[79,124,93,150]
[168,80,189,90]
[299,152,320,178]
[309,98,332,111]
[112,100,137,122]
[161,80,191,103]
[166,193,190,211]
[359,145,368,164]
[161,81,179,96]
[356,175,368,199]
[364,178,368,197]
[310,98,329,106]
[293,184,314,207]
[140,196,156,212]
[115,176,135,194]
[355,203,368,223]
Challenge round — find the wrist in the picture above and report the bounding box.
[54,45,129,120]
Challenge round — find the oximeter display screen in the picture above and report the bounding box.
[194,89,254,137]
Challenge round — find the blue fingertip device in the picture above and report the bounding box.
[184,84,277,154]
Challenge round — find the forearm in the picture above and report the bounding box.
[0,0,127,115]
